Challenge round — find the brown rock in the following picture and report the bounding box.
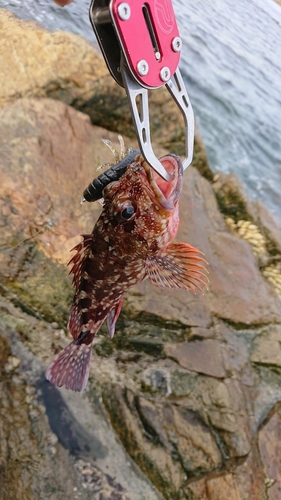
[103,384,222,499]
[0,9,107,108]
[189,326,215,340]
[259,403,281,499]
[0,297,162,500]
[196,377,251,458]
[0,97,135,264]
[0,76,281,499]
[179,167,281,325]
[234,449,267,500]
[249,200,281,254]
[0,331,82,500]
[186,454,267,500]
[131,167,281,327]
[125,278,212,328]
[216,323,252,383]
[137,397,222,473]
[251,325,281,368]
[0,9,212,186]
[0,97,140,322]
[212,171,249,222]
[206,474,241,500]
[164,339,226,378]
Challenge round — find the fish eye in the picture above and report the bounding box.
[118,200,137,222]
[121,205,135,219]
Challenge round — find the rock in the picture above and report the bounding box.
[251,325,281,369]
[169,368,197,397]
[102,384,222,499]
[1,17,281,498]
[132,166,281,326]
[212,171,281,292]
[258,403,281,500]
[0,10,107,108]
[186,452,267,500]
[3,97,280,328]
[164,339,226,378]
[0,9,212,183]
[233,449,267,500]
[206,474,241,500]
[212,171,250,222]
[0,97,110,323]
[0,331,83,500]
[249,200,281,254]
[0,298,163,500]
[1,96,281,499]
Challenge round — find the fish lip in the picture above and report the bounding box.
[138,154,183,212]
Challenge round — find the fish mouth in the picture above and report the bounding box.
[140,154,183,212]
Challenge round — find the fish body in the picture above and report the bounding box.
[46,154,208,392]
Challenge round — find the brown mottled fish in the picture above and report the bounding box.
[46,153,208,392]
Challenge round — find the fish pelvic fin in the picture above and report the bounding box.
[107,298,123,339]
[46,341,92,392]
[146,242,209,294]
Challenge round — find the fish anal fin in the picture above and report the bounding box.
[146,242,209,293]
[107,298,123,339]
[67,302,81,340]
[46,341,92,392]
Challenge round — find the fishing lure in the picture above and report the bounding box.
[83,147,139,202]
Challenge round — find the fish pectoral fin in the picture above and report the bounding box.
[107,298,123,339]
[146,242,209,294]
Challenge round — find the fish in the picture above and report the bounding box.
[46,152,208,392]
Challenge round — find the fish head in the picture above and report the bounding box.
[102,154,183,251]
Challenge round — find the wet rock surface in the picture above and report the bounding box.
[1,11,281,500]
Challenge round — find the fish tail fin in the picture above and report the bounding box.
[46,341,92,392]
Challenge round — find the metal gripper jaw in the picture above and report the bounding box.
[89,0,195,182]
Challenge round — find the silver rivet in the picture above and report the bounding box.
[117,2,131,21]
[160,66,171,82]
[137,60,149,76]
[172,36,182,52]
[155,51,161,61]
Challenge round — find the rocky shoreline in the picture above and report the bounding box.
[1,9,281,500]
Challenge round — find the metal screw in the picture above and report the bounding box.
[172,36,182,52]
[137,60,149,76]
[160,66,171,82]
[117,2,131,21]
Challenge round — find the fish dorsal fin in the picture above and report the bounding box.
[68,234,93,290]
[67,234,93,339]
[146,243,209,293]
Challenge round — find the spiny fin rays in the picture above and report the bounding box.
[146,242,209,293]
